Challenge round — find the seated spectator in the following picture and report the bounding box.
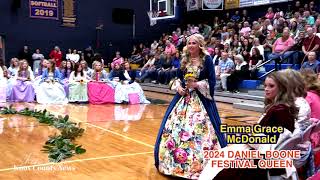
[302,27,320,56]
[239,21,251,37]
[130,45,143,65]
[158,54,172,85]
[111,51,124,69]
[212,47,221,66]
[240,38,252,62]
[138,53,163,83]
[170,52,181,80]
[301,69,320,119]
[164,40,176,56]
[263,33,275,61]
[250,38,264,60]
[301,51,320,73]
[304,10,315,26]
[268,29,295,63]
[249,47,264,79]
[216,52,235,91]
[231,11,241,22]
[226,54,249,93]
[265,7,275,20]
[150,40,159,55]
[140,54,155,76]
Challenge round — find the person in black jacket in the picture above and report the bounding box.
[227,54,249,93]
[18,46,32,68]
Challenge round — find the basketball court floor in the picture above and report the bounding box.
[0,93,260,180]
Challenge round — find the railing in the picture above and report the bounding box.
[257,58,283,79]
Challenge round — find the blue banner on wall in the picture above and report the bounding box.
[29,0,59,20]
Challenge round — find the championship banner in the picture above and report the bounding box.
[29,0,59,20]
[224,0,239,10]
[187,0,200,11]
[62,0,76,27]
[253,0,270,5]
[202,0,224,10]
[239,0,253,7]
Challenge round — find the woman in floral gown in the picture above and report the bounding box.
[154,34,227,179]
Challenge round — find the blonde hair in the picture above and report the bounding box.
[181,34,209,70]
[279,69,307,98]
[17,60,30,79]
[301,69,320,97]
[92,61,102,80]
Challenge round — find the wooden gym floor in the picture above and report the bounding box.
[0,93,260,180]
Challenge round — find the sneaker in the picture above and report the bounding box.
[151,80,157,84]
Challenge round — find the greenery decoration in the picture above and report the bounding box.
[0,105,86,162]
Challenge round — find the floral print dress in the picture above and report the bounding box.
[157,64,221,179]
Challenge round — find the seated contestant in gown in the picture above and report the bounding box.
[60,60,73,98]
[0,60,8,102]
[154,34,227,179]
[68,63,88,103]
[7,58,19,77]
[33,59,49,91]
[88,61,115,104]
[9,60,35,102]
[112,61,150,104]
[200,71,299,180]
[7,58,19,98]
[80,60,93,80]
[36,60,68,104]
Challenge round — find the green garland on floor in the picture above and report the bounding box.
[0,105,86,163]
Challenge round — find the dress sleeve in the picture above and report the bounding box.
[259,104,295,133]
[205,55,216,98]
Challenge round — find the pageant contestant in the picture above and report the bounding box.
[200,71,298,180]
[68,63,88,103]
[0,60,7,102]
[9,60,35,102]
[36,60,68,104]
[60,60,73,97]
[80,60,94,80]
[33,59,49,90]
[7,58,19,77]
[88,61,115,104]
[154,34,227,179]
[113,61,150,104]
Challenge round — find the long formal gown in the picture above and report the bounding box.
[9,70,35,102]
[68,71,88,102]
[113,70,150,104]
[88,71,115,104]
[154,55,227,179]
[36,69,68,104]
[61,69,72,98]
[0,67,7,102]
